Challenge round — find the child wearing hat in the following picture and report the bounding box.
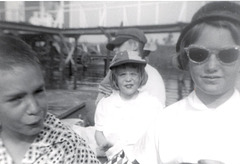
[94,50,163,159]
[96,28,166,106]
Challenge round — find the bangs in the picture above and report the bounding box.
[110,63,148,90]
[115,63,141,74]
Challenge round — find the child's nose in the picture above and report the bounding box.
[125,74,132,81]
[205,53,219,72]
[26,96,41,115]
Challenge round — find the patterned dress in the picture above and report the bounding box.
[0,113,100,164]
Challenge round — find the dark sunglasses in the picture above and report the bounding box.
[184,45,240,64]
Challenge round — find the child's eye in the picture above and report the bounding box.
[130,72,139,77]
[8,96,24,102]
[119,73,126,76]
[35,88,45,95]
[131,73,137,76]
[35,89,44,93]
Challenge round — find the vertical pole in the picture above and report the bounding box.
[73,35,80,90]
[69,62,72,77]
[59,40,65,89]
[99,27,112,76]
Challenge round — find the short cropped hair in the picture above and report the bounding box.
[0,34,40,70]
[109,63,148,91]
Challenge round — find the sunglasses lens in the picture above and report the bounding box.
[218,48,239,63]
[188,47,209,63]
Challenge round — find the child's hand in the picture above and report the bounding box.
[98,85,112,97]
[100,142,113,152]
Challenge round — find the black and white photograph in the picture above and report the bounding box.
[0,1,239,164]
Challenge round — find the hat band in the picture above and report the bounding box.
[176,15,240,52]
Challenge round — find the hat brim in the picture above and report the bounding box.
[110,60,146,69]
[106,37,130,51]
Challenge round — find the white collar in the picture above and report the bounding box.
[187,89,240,111]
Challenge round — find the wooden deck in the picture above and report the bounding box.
[48,102,85,119]
[46,89,88,119]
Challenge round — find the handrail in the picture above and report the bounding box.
[0,21,188,37]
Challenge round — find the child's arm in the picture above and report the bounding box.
[95,130,113,152]
[98,70,112,95]
[95,70,113,105]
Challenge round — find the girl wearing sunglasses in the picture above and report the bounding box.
[117,2,240,164]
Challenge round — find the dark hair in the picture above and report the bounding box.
[176,1,240,70]
[109,63,148,91]
[178,21,240,70]
[0,34,41,70]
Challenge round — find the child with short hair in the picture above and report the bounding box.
[94,50,163,159]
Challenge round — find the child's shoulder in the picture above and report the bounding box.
[137,91,163,106]
[138,91,158,101]
[99,90,121,103]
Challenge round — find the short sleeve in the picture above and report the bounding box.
[94,98,106,131]
[95,70,112,105]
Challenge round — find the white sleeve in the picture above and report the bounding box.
[94,98,106,131]
[142,65,166,106]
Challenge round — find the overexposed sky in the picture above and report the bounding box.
[70,1,205,27]
[2,1,208,44]
[77,1,205,44]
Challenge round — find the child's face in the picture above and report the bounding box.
[0,65,47,137]
[116,66,141,99]
[188,25,240,97]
